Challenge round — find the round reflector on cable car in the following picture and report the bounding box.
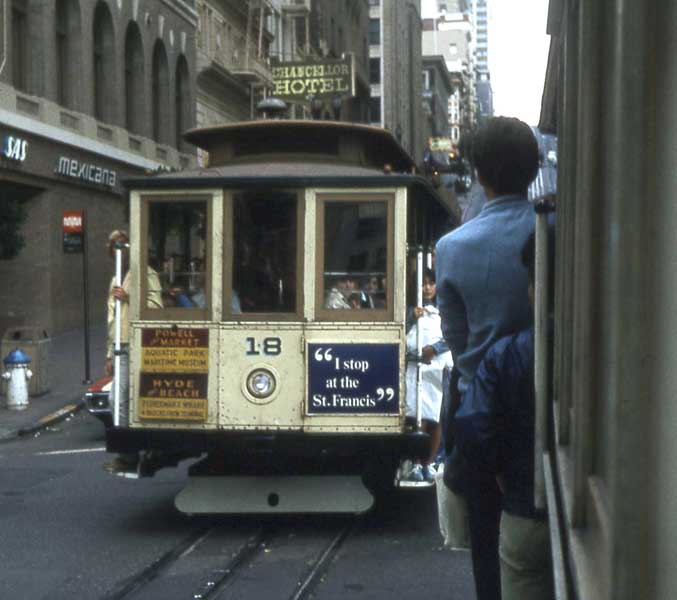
[246,368,276,399]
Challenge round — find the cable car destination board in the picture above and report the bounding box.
[138,328,209,422]
[307,343,399,415]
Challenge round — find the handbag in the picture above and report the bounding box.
[436,367,470,550]
[435,463,470,550]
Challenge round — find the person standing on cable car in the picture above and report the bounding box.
[435,117,539,600]
[104,229,163,473]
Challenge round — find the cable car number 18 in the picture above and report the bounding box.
[245,337,282,356]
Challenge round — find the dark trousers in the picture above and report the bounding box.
[466,470,503,600]
[443,367,502,599]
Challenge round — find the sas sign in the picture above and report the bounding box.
[2,136,27,162]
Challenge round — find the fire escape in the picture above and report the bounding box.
[235,0,276,85]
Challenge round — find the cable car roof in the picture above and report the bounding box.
[123,120,456,218]
[181,119,415,172]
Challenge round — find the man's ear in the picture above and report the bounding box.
[476,170,485,187]
[477,171,495,198]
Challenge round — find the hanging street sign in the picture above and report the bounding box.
[271,55,355,102]
[62,210,84,254]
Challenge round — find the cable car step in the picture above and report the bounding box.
[175,475,374,515]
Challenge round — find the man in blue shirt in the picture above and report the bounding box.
[454,226,555,600]
[436,117,539,600]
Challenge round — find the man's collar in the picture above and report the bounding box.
[480,193,528,214]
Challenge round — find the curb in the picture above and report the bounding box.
[16,398,86,438]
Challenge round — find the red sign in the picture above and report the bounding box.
[62,210,84,233]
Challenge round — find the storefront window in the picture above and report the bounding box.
[231,191,298,315]
[146,200,208,314]
[321,201,388,315]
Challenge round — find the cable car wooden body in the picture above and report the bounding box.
[94,120,454,514]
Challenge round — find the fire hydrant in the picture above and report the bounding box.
[2,349,32,410]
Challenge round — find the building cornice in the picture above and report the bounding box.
[161,0,198,26]
[0,108,165,170]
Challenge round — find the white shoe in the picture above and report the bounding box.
[400,459,414,479]
[409,463,424,482]
[423,464,437,483]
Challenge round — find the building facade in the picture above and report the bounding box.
[423,0,493,128]
[421,55,452,141]
[369,0,424,165]
[469,0,492,121]
[0,0,197,336]
[195,0,370,137]
[195,0,274,132]
[422,3,475,146]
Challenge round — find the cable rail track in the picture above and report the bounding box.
[102,524,218,600]
[100,516,362,600]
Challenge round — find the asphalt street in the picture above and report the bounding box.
[0,413,476,599]
[0,326,476,599]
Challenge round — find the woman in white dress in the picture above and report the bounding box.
[405,269,454,482]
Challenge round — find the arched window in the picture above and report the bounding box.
[56,0,81,109]
[124,22,144,135]
[93,2,115,123]
[152,41,170,144]
[11,0,29,92]
[175,55,191,151]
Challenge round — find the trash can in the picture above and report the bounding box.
[1,327,50,396]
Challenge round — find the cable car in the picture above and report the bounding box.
[89,119,454,514]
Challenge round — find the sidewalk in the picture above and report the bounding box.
[0,325,107,441]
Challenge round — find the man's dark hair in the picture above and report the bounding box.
[521,223,556,301]
[423,267,436,282]
[471,117,540,196]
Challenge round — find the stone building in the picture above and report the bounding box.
[369,0,424,165]
[195,0,370,134]
[0,0,197,336]
[195,0,273,130]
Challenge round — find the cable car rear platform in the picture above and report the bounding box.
[105,428,431,514]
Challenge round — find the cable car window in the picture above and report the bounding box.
[321,201,389,316]
[231,191,298,315]
[141,198,209,319]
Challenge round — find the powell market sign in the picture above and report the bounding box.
[271,56,355,102]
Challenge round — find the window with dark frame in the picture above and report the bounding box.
[230,191,298,316]
[146,200,209,314]
[321,201,388,314]
[152,41,170,144]
[93,2,115,123]
[369,58,381,84]
[12,1,28,93]
[175,56,190,151]
[368,18,380,45]
[56,2,68,106]
[125,23,145,135]
[369,97,381,123]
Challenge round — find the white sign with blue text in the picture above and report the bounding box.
[307,343,399,415]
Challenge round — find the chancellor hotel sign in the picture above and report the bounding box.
[272,56,355,102]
